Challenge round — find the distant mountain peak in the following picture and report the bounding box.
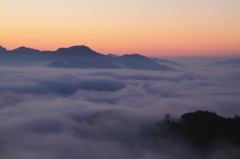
[68,45,91,50]
[47,60,71,68]
[56,45,100,56]
[119,54,154,62]
[151,58,181,67]
[57,45,92,52]
[210,59,240,67]
[14,46,39,51]
[15,46,36,50]
[17,46,27,49]
[108,53,118,58]
[10,46,40,53]
[120,54,145,58]
[0,46,7,52]
[117,53,173,70]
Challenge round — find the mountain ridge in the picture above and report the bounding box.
[210,59,240,66]
[0,45,174,70]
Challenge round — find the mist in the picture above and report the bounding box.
[0,64,240,159]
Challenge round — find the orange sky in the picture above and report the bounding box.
[1,0,240,56]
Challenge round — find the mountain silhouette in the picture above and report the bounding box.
[210,59,240,68]
[0,46,7,53]
[161,110,240,149]
[9,46,40,54]
[0,45,173,70]
[116,54,172,70]
[151,58,181,67]
[56,45,102,57]
[48,60,71,68]
[108,53,118,58]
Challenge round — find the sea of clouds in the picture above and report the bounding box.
[0,65,240,159]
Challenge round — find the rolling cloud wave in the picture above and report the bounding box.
[0,66,240,159]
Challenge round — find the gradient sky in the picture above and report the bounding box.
[1,0,240,56]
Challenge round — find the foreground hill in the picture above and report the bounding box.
[156,110,240,150]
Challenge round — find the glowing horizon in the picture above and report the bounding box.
[1,0,240,56]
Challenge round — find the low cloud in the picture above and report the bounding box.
[0,66,240,158]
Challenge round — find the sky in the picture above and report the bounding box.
[1,0,240,56]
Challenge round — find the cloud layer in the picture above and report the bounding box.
[0,66,240,159]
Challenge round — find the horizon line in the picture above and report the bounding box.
[1,45,240,58]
